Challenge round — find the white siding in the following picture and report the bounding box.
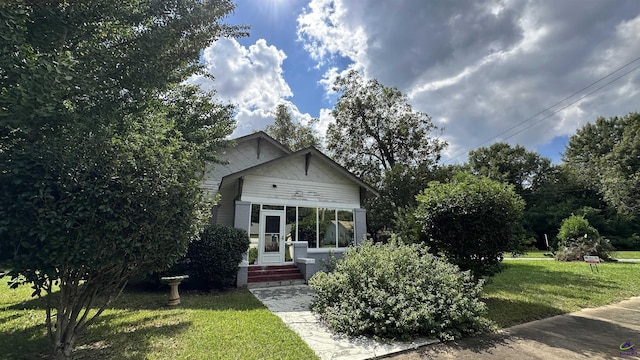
[201,138,287,197]
[238,152,361,208]
[242,175,360,208]
[253,153,353,184]
[215,183,238,226]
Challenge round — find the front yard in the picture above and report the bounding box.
[2,260,640,359]
[0,281,318,360]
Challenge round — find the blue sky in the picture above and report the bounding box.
[190,0,640,164]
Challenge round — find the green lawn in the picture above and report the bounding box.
[4,261,640,358]
[0,279,318,360]
[504,250,640,259]
[611,251,640,259]
[483,260,640,328]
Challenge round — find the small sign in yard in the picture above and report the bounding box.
[584,256,600,272]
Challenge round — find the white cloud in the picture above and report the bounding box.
[296,0,640,162]
[190,38,318,136]
[296,0,368,67]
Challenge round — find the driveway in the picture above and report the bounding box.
[385,296,640,360]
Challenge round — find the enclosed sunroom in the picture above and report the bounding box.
[202,132,377,285]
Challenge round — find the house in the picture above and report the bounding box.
[324,220,354,248]
[202,131,378,286]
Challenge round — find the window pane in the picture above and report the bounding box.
[320,208,337,248]
[285,206,296,261]
[337,210,354,247]
[249,204,260,264]
[298,207,317,248]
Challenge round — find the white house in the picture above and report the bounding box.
[202,132,378,285]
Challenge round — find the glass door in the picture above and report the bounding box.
[259,210,285,265]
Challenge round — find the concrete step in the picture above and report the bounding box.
[247,265,303,284]
[247,279,306,289]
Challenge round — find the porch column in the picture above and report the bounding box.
[234,201,251,288]
[354,208,367,245]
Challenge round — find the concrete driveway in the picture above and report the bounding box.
[385,296,640,360]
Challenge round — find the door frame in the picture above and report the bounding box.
[258,209,285,265]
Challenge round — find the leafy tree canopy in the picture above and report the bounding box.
[564,112,640,214]
[264,104,321,151]
[0,1,244,358]
[468,142,551,195]
[326,70,447,186]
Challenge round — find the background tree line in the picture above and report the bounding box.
[318,70,640,252]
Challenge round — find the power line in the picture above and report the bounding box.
[444,55,640,163]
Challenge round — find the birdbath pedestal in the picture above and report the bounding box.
[160,275,189,306]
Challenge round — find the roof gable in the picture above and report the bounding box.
[220,146,379,196]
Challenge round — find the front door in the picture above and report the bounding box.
[258,210,285,265]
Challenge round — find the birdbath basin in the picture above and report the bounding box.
[160,275,189,306]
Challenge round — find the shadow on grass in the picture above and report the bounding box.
[482,297,565,328]
[0,315,48,360]
[5,287,265,313]
[0,311,191,360]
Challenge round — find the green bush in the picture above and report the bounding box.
[185,224,249,289]
[309,238,489,341]
[557,215,600,248]
[248,247,258,265]
[556,215,613,261]
[415,173,526,277]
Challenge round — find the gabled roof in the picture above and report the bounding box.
[232,131,292,155]
[219,142,379,196]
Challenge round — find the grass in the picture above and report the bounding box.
[483,260,640,328]
[505,250,640,259]
[0,279,318,360]
[4,260,640,358]
[610,251,640,259]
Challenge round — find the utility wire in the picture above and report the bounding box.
[444,55,640,163]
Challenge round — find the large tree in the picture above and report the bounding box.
[0,1,243,359]
[264,104,321,151]
[564,113,640,214]
[468,142,551,196]
[326,70,447,186]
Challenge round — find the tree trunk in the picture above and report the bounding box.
[50,336,76,360]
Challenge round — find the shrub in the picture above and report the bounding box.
[248,247,258,265]
[309,238,489,341]
[557,215,600,248]
[415,172,526,277]
[185,224,249,289]
[556,215,613,261]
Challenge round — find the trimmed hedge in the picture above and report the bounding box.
[185,224,249,289]
[309,238,489,341]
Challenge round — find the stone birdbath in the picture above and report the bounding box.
[160,275,189,306]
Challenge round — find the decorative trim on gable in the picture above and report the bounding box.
[232,131,292,156]
[219,147,379,197]
[257,137,261,159]
[305,152,311,175]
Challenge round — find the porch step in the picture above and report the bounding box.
[247,279,306,289]
[247,265,304,284]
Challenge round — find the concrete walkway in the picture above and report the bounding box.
[251,285,640,360]
[249,285,438,360]
[386,296,640,360]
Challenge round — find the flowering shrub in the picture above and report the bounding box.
[309,237,489,341]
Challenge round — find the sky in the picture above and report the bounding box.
[189,0,640,164]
